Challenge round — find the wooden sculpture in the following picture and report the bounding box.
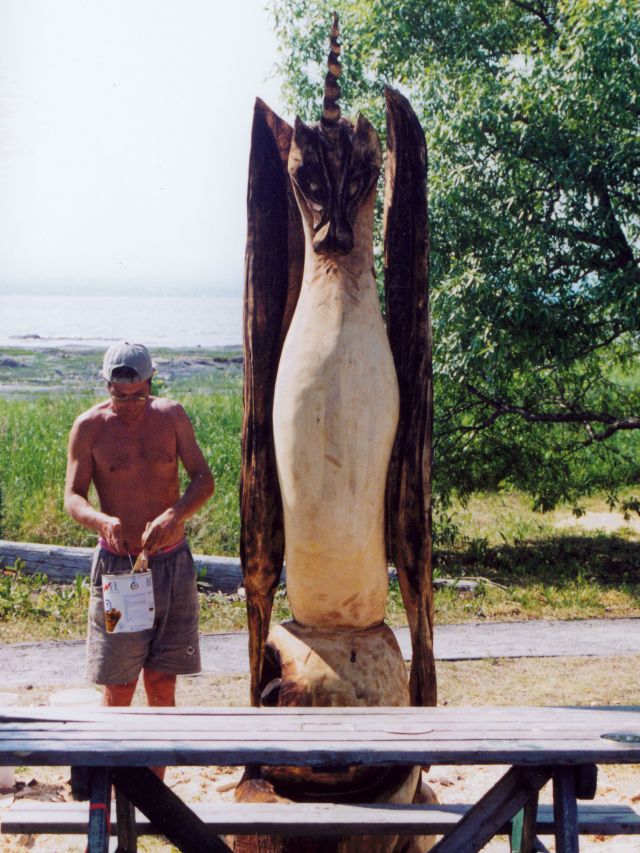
[237,15,436,852]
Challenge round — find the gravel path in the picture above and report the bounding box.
[5,617,640,688]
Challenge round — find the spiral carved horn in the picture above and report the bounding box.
[321,12,341,127]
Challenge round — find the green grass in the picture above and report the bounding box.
[0,561,292,643]
[421,490,640,623]
[0,381,243,556]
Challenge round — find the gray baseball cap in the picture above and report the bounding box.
[102,341,155,383]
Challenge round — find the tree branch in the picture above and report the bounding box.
[465,384,640,439]
[584,420,640,444]
[507,0,556,35]
[589,169,640,281]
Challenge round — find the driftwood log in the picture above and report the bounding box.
[0,539,466,593]
[0,539,246,594]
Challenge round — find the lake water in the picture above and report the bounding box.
[0,293,243,350]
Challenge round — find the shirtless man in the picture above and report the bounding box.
[65,341,215,717]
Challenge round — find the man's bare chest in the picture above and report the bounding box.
[93,422,177,476]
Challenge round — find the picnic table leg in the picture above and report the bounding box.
[86,766,112,853]
[429,765,552,853]
[112,766,231,853]
[553,767,579,853]
[574,764,598,800]
[115,787,137,853]
[71,765,92,800]
[510,790,539,852]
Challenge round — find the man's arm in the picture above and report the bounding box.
[64,415,126,553]
[141,405,215,552]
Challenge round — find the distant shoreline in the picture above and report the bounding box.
[0,293,243,351]
[0,346,244,400]
[3,340,242,351]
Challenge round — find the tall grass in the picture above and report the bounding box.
[0,390,243,555]
[0,396,90,545]
[181,392,242,554]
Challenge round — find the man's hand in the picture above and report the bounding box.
[141,508,179,554]
[98,516,125,555]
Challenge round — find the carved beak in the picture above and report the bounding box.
[312,205,353,255]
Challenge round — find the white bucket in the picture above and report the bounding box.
[0,692,19,790]
[49,687,103,708]
[102,571,155,633]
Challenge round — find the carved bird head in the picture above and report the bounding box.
[288,14,382,257]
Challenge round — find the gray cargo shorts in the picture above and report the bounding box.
[87,541,201,685]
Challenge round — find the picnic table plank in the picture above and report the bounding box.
[3,801,640,836]
[2,740,638,768]
[1,722,637,739]
[3,703,638,717]
[2,705,639,733]
[4,714,639,729]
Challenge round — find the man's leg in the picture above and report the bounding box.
[143,668,177,706]
[142,668,177,780]
[103,677,138,707]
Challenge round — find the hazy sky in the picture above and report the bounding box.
[0,0,289,295]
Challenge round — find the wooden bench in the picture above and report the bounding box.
[1,704,639,852]
[2,799,639,838]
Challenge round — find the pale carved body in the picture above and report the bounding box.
[273,187,399,629]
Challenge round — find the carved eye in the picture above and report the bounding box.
[295,169,323,205]
[348,179,360,199]
[305,180,323,204]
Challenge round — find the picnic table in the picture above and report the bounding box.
[1,704,639,852]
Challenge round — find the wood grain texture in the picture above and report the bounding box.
[274,117,397,632]
[383,87,436,708]
[241,99,303,706]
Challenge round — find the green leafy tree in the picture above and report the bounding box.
[270,0,640,512]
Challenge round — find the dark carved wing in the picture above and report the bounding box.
[383,87,437,707]
[240,99,304,706]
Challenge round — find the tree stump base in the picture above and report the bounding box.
[261,620,410,703]
[232,620,436,852]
